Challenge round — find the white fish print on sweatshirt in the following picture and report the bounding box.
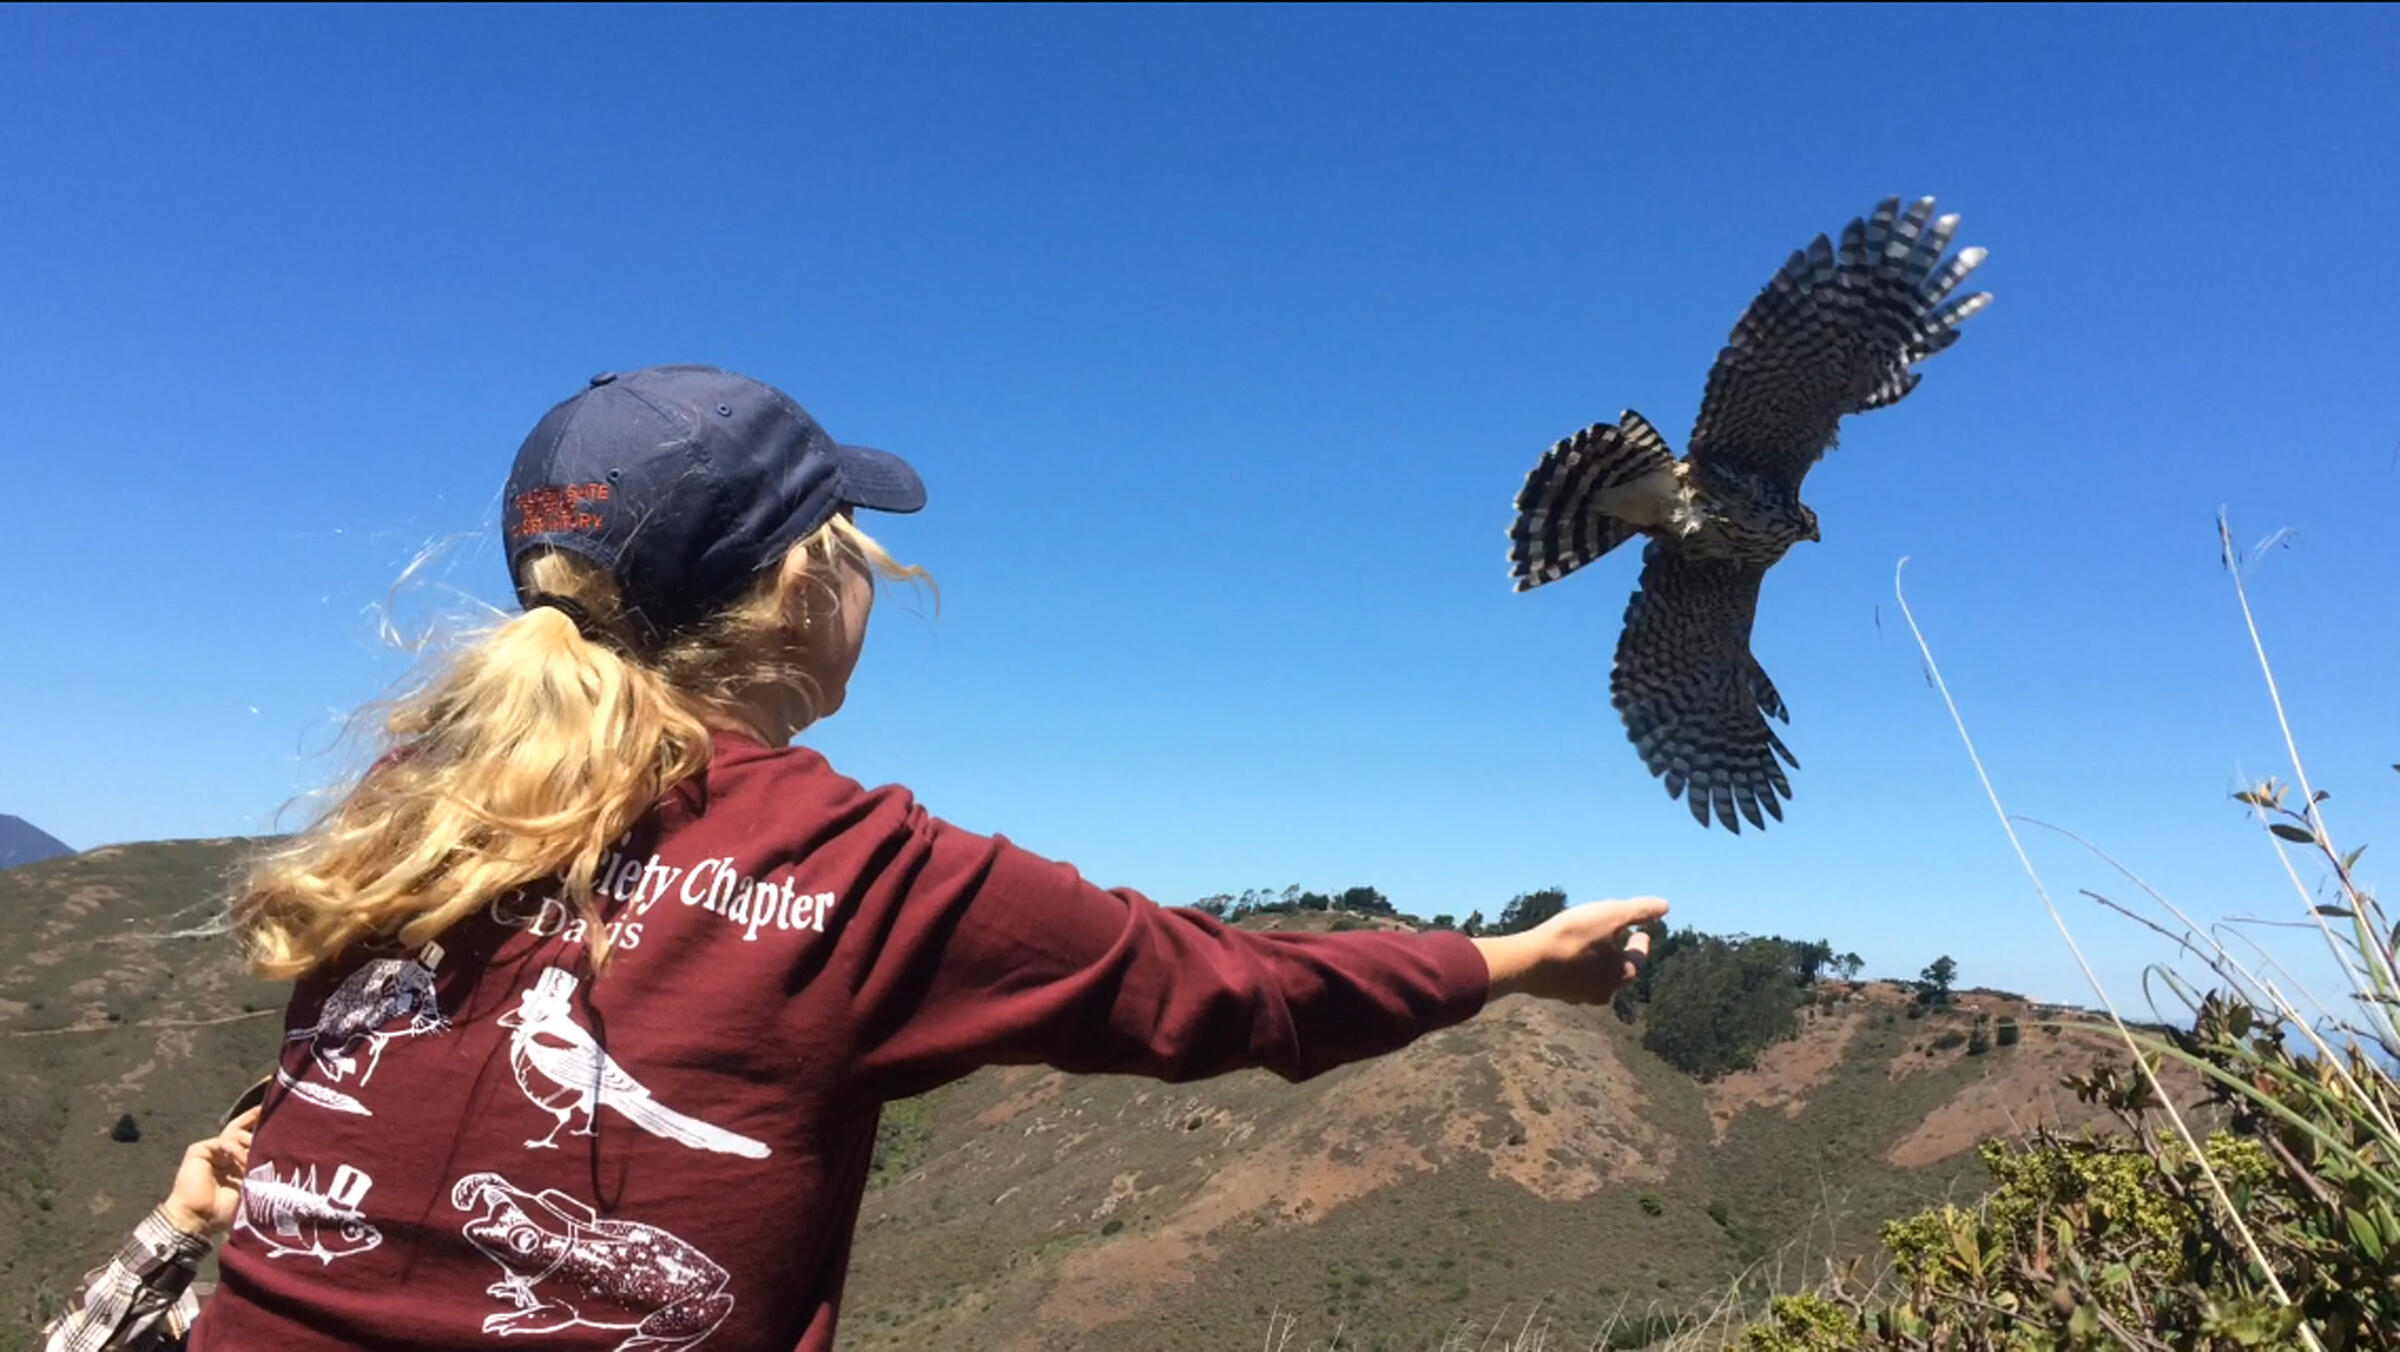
[232,1160,381,1264]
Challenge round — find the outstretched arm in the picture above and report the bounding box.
[843,809,1665,1100]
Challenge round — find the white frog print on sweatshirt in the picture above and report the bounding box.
[452,1171,734,1351]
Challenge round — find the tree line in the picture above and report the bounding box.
[1184,885,1967,1081]
[1184,885,1595,937]
[1628,932,1966,1078]
[1185,885,1400,922]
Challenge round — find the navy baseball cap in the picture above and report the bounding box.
[502,365,925,645]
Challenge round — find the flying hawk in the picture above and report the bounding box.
[1507,196,1992,831]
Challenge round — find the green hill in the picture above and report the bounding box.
[0,838,287,1334]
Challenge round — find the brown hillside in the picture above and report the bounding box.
[837,975,2162,1348]
[0,840,287,1336]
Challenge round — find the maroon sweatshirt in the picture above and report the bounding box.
[190,733,1489,1351]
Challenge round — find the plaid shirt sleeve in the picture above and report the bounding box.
[36,1208,210,1352]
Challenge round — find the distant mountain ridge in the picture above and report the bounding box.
[0,815,72,869]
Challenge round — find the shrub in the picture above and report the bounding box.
[1493,888,1568,936]
[1638,1193,1663,1217]
[1731,1018,2374,1349]
[1966,1018,1992,1056]
[1913,955,1957,1007]
[1995,1015,2020,1047]
[1334,885,1393,915]
[1742,1294,1855,1352]
[1929,1029,1965,1051]
[1706,1198,1730,1228]
[110,1113,140,1143]
[868,1094,941,1187]
[1725,757,2400,1348]
[1641,931,1806,1078]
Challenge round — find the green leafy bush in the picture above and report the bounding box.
[1913,956,1957,1008]
[1731,758,2400,1350]
[1641,931,1808,1078]
[1491,887,1568,935]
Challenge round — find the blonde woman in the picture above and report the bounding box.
[193,366,1664,1350]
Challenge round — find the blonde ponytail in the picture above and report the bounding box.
[233,514,928,980]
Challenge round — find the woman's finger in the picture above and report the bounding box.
[1591,896,1669,929]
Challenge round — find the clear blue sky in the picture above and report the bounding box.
[4,4,2395,1009]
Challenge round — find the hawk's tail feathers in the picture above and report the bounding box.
[1508,412,1684,592]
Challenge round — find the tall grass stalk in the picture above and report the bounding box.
[1889,555,2307,1327]
[1867,515,2400,1350]
[2216,517,2400,1048]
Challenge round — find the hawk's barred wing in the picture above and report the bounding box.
[1507,411,1683,592]
[1687,195,1991,493]
[1611,544,1796,831]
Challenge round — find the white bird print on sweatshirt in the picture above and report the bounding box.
[497,968,770,1159]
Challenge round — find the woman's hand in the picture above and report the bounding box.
[1472,897,1667,1006]
[158,1106,259,1241]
